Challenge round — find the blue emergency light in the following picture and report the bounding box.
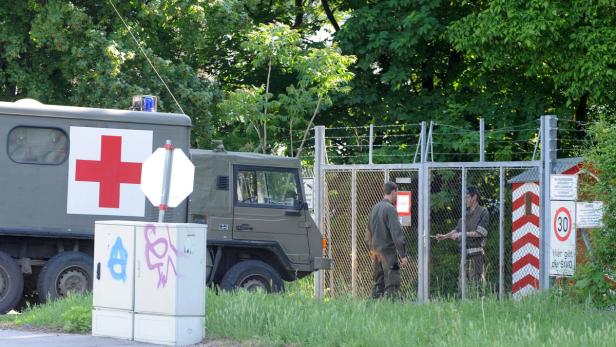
[131,95,158,112]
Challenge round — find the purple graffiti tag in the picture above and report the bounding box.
[144,224,178,288]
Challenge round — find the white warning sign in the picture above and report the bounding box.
[549,201,576,277]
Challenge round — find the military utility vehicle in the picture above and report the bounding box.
[0,99,329,313]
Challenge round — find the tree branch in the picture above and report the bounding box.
[321,0,340,32]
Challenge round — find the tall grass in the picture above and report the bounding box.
[0,293,92,332]
[206,286,616,347]
[1,279,614,347]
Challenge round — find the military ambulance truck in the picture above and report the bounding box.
[0,99,329,313]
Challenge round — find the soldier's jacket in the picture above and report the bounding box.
[456,205,490,255]
[365,199,407,258]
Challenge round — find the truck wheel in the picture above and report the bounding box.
[0,251,24,314]
[220,260,284,293]
[37,252,93,303]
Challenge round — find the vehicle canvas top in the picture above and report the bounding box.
[190,149,301,168]
[0,100,191,127]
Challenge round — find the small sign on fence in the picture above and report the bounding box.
[549,201,576,277]
[396,191,412,226]
[550,174,578,201]
[576,201,604,228]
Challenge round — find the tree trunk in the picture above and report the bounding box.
[322,0,340,31]
[292,0,304,29]
[263,57,272,154]
[290,119,294,156]
[575,91,589,127]
[296,96,323,158]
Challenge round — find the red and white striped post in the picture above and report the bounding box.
[511,182,541,298]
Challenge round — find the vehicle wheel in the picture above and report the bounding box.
[220,260,284,293]
[0,251,24,314]
[37,252,93,303]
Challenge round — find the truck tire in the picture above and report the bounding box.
[37,252,93,303]
[0,251,24,314]
[220,260,284,293]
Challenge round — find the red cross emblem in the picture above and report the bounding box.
[75,135,143,208]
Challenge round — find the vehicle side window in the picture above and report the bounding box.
[236,167,301,208]
[7,127,68,165]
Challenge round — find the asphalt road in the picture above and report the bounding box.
[0,329,165,347]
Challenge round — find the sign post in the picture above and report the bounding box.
[549,201,576,277]
[141,140,195,221]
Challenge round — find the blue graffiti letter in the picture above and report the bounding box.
[108,237,128,282]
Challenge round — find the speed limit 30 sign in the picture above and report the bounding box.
[549,201,576,277]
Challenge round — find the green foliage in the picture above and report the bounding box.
[0,293,92,332]
[3,1,616,158]
[574,118,616,308]
[220,22,355,155]
[61,305,92,333]
[0,1,218,147]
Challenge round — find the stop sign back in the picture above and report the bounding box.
[140,147,195,208]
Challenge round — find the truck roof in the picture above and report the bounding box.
[0,99,191,127]
[190,148,301,168]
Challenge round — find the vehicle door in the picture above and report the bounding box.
[232,165,310,264]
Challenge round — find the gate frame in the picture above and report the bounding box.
[313,116,557,302]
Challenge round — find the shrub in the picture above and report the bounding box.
[576,118,616,308]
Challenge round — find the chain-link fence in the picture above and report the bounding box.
[317,164,540,301]
[427,167,530,299]
[310,117,572,301]
[321,168,420,298]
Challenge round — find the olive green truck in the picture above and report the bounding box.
[0,99,330,313]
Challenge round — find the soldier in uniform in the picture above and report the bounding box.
[365,182,409,299]
[436,186,490,285]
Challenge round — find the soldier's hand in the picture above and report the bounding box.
[400,257,409,269]
[451,232,461,240]
[435,234,446,241]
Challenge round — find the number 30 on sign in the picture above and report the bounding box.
[549,201,576,277]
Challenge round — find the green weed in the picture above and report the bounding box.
[0,284,614,346]
[0,293,92,332]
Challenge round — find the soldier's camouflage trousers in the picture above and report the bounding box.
[370,249,401,300]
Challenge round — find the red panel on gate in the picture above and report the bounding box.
[396,191,412,217]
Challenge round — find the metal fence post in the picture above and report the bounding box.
[421,122,431,300]
[417,121,427,302]
[499,166,505,300]
[314,125,326,301]
[460,167,467,299]
[369,124,374,165]
[428,121,434,162]
[351,169,358,297]
[480,118,485,162]
[540,115,557,290]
